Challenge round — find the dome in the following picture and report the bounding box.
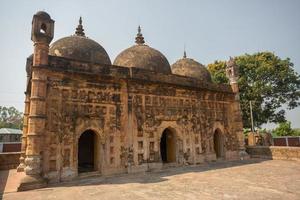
[35,11,51,20]
[113,26,171,74]
[49,36,111,64]
[171,52,212,82]
[49,17,111,65]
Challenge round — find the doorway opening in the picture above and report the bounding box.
[78,130,96,173]
[213,129,224,158]
[160,128,176,163]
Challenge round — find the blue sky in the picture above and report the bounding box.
[0,0,299,128]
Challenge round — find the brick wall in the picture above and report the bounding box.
[0,152,21,170]
[246,146,300,161]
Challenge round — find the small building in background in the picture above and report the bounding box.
[0,128,22,152]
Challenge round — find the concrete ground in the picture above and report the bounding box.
[1,159,300,200]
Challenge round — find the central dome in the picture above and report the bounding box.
[49,17,111,65]
[113,26,171,74]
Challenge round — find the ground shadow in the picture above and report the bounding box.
[0,169,9,197]
[44,158,269,190]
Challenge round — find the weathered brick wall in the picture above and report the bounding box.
[0,152,20,170]
[246,146,300,161]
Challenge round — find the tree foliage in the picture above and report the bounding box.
[272,121,299,136]
[207,60,228,83]
[294,128,300,136]
[207,52,300,129]
[0,106,23,129]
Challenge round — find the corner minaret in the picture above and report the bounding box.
[19,11,54,191]
[226,57,249,159]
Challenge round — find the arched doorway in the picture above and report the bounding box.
[160,128,176,163]
[78,130,96,173]
[213,129,224,158]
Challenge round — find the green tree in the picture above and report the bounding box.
[272,121,295,136]
[207,52,300,129]
[293,128,300,136]
[0,106,23,129]
[207,60,228,83]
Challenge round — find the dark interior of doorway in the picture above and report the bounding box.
[78,130,95,173]
[160,131,167,162]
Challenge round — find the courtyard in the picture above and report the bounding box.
[1,158,300,200]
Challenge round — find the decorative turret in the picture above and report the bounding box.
[226,57,239,94]
[31,11,54,66]
[31,11,54,44]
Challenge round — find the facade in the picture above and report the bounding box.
[17,11,247,190]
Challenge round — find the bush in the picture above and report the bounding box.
[272,121,297,136]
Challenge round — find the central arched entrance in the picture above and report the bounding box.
[78,130,96,173]
[213,129,224,159]
[160,128,176,163]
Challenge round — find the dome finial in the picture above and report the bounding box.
[79,16,82,25]
[183,44,187,58]
[183,50,187,58]
[75,16,85,37]
[135,25,145,45]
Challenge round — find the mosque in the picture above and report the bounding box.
[17,11,247,190]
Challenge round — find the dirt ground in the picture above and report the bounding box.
[1,159,300,200]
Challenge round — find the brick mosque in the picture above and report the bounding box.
[16,11,248,190]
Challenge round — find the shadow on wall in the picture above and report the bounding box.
[246,146,300,161]
[0,152,21,170]
[246,146,272,158]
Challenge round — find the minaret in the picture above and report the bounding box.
[19,11,54,191]
[226,57,249,159]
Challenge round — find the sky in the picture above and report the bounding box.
[0,0,299,129]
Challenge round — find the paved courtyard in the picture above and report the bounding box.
[1,159,300,200]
